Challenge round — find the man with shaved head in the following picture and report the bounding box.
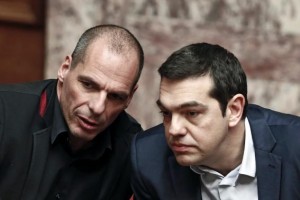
[0,24,144,200]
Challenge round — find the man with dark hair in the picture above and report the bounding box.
[0,24,144,200]
[131,43,300,200]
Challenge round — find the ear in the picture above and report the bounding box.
[125,84,138,107]
[226,94,245,128]
[57,55,72,82]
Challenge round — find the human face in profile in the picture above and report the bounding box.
[57,39,139,150]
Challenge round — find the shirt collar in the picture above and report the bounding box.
[51,95,68,144]
[239,117,256,177]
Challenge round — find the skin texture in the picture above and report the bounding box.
[157,75,246,175]
[56,38,139,152]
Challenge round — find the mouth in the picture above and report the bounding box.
[77,115,99,132]
[171,143,192,153]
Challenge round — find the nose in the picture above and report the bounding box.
[168,115,187,136]
[89,91,107,115]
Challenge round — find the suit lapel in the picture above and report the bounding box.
[21,83,56,200]
[255,149,281,200]
[248,109,282,200]
[21,128,51,200]
[168,156,202,200]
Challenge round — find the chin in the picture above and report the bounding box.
[71,127,97,141]
[80,131,99,141]
[175,156,195,166]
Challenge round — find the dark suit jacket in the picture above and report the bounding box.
[131,104,300,200]
[0,79,142,200]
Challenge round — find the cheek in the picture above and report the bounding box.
[188,118,219,144]
[200,121,228,147]
[63,85,85,111]
[106,103,125,117]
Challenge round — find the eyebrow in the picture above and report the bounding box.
[78,75,99,87]
[78,75,130,97]
[156,99,208,110]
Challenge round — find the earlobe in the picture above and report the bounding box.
[58,55,72,82]
[227,94,245,127]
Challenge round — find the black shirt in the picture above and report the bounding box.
[37,95,139,199]
[0,79,141,200]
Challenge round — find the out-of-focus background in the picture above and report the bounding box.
[1,0,300,129]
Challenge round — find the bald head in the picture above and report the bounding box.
[71,24,144,86]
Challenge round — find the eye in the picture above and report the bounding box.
[108,93,126,101]
[81,80,93,89]
[159,110,170,117]
[186,111,199,118]
[159,110,172,122]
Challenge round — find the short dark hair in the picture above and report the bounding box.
[158,43,248,118]
[71,24,144,87]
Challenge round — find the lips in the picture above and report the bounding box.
[171,143,191,153]
[77,115,99,132]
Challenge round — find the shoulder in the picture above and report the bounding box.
[132,124,171,160]
[0,79,56,98]
[112,111,143,135]
[109,111,143,148]
[0,79,57,122]
[131,124,172,180]
[134,123,165,143]
[247,104,300,126]
[0,79,56,110]
[248,104,300,154]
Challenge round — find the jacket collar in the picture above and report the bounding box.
[247,105,281,200]
[42,80,57,127]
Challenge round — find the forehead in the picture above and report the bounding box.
[159,75,214,107]
[73,39,139,91]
